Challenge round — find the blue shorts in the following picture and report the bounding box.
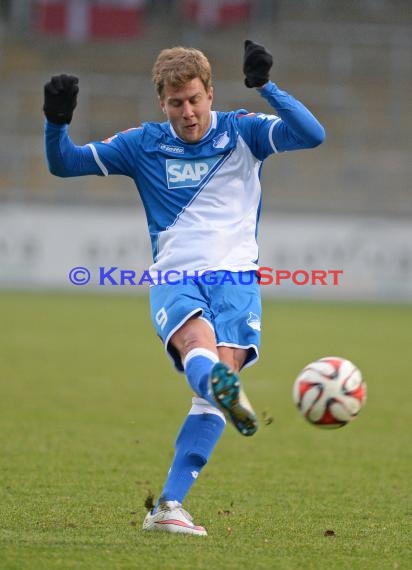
[149,270,261,372]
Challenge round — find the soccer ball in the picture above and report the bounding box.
[292,356,366,428]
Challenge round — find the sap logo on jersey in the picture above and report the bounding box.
[166,156,222,189]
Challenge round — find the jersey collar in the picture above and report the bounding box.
[168,111,217,142]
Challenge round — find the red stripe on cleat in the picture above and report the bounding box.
[157,519,194,528]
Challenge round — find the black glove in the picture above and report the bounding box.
[243,40,273,88]
[43,74,79,124]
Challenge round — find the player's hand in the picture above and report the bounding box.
[43,74,79,124]
[243,40,273,88]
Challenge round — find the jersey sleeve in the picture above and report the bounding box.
[236,81,325,159]
[235,112,281,160]
[44,121,138,178]
[45,121,101,177]
[90,128,143,177]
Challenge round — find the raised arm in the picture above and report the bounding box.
[43,74,106,177]
[242,40,325,152]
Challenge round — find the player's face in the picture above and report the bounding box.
[160,78,213,143]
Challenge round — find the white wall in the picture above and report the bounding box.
[1,204,411,301]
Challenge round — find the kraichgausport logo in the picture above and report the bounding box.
[166,156,223,189]
[68,267,344,287]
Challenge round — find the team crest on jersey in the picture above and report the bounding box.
[213,131,229,149]
[247,312,261,331]
[166,156,223,189]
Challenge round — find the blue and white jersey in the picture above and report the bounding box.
[45,81,325,275]
[90,110,276,274]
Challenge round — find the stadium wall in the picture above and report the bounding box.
[1,204,411,301]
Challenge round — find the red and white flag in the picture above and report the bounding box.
[183,0,251,28]
[35,0,146,41]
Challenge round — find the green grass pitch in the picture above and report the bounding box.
[1,292,411,569]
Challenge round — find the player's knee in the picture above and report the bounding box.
[171,317,216,359]
[181,334,203,354]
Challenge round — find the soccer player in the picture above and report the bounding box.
[43,41,325,536]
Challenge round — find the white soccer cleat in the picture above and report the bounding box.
[142,501,207,536]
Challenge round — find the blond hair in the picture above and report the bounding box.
[152,46,212,99]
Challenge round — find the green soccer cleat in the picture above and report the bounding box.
[209,362,258,436]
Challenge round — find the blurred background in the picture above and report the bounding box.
[1,0,412,299]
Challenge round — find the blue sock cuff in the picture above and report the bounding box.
[184,350,218,402]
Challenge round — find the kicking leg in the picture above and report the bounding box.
[173,318,258,436]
